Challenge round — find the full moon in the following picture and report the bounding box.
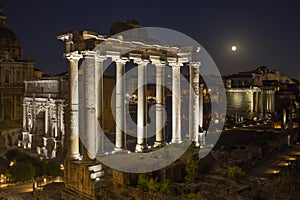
[231,45,237,51]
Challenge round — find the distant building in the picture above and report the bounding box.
[0,6,42,150]
[0,6,40,122]
[224,66,280,88]
[224,66,280,119]
[224,66,300,122]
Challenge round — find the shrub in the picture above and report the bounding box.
[137,176,171,194]
[188,192,197,199]
[5,149,21,161]
[46,160,63,177]
[185,156,199,183]
[279,171,297,192]
[159,178,171,195]
[227,166,246,180]
[8,162,36,182]
[31,158,47,177]
[120,191,129,197]
[137,176,149,191]
[148,177,159,191]
[5,149,62,181]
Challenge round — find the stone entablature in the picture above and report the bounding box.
[24,76,68,99]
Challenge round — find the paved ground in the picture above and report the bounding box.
[225,123,300,178]
[0,177,64,199]
[248,144,300,178]
[0,181,34,194]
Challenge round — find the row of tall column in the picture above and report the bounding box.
[264,90,275,113]
[252,90,275,113]
[66,51,204,159]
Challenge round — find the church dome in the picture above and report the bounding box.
[0,7,21,60]
[0,27,19,45]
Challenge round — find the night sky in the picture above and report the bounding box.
[2,0,300,78]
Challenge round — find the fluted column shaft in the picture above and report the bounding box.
[135,60,148,152]
[199,84,204,129]
[95,56,106,154]
[259,91,263,113]
[115,59,127,150]
[66,53,82,160]
[54,111,58,138]
[155,63,165,146]
[271,91,275,112]
[254,91,258,112]
[83,52,96,161]
[22,103,27,131]
[45,106,49,135]
[170,62,182,143]
[189,62,200,142]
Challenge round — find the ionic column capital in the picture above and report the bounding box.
[115,57,129,65]
[149,55,160,64]
[149,55,166,66]
[178,56,190,64]
[167,57,183,67]
[95,55,107,62]
[65,52,82,62]
[167,57,177,64]
[189,61,201,68]
[130,53,149,66]
[129,53,141,62]
[137,60,149,66]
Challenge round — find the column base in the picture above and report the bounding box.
[17,140,21,147]
[153,141,163,148]
[198,131,206,149]
[171,138,182,144]
[114,148,129,154]
[135,144,147,153]
[69,153,81,160]
[114,147,127,152]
